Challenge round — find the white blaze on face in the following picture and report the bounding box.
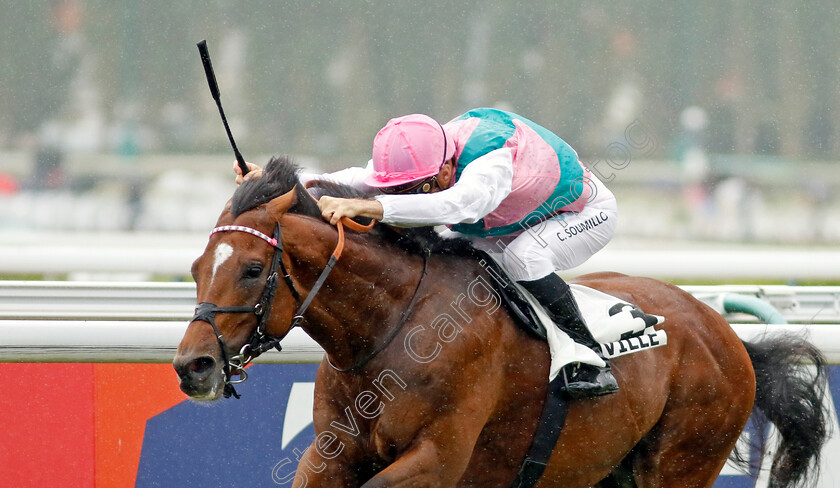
[211,243,234,285]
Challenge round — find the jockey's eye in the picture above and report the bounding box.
[243,264,264,280]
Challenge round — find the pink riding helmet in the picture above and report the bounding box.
[365,114,456,188]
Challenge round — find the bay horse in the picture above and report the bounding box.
[173,157,828,487]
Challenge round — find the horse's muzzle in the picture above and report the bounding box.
[173,353,224,400]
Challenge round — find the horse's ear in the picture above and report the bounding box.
[266,188,298,222]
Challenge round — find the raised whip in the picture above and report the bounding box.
[196,39,249,175]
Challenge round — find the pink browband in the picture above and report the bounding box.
[210,225,278,247]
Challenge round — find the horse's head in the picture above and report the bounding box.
[173,157,316,401]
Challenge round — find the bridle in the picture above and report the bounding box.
[189,222,298,399]
[188,194,379,399]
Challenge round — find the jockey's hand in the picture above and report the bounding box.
[318,196,384,225]
[234,161,264,185]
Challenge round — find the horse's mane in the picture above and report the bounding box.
[231,156,479,259]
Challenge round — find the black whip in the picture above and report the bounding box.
[196,39,249,175]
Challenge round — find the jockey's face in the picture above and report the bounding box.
[380,159,455,195]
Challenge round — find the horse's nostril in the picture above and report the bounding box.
[190,356,216,375]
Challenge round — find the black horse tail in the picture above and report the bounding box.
[732,334,830,488]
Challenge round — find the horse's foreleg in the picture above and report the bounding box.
[360,436,474,488]
[290,439,361,488]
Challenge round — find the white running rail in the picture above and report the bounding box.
[1,281,838,363]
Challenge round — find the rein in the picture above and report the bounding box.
[326,252,428,373]
[189,189,376,398]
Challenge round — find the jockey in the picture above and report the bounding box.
[237,108,618,399]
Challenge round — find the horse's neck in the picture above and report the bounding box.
[284,217,424,370]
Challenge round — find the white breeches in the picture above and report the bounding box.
[470,174,618,282]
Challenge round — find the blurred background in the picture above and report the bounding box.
[1,0,838,245]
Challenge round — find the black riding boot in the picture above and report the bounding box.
[520,274,619,399]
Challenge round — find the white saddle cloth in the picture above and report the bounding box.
[514,282,666,381]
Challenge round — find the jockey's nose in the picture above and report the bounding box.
[174,355,217,389]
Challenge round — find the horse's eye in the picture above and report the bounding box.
[243,265,264,280]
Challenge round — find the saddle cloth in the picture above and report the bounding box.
[478,252,667,381]
[519,281,666,381]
